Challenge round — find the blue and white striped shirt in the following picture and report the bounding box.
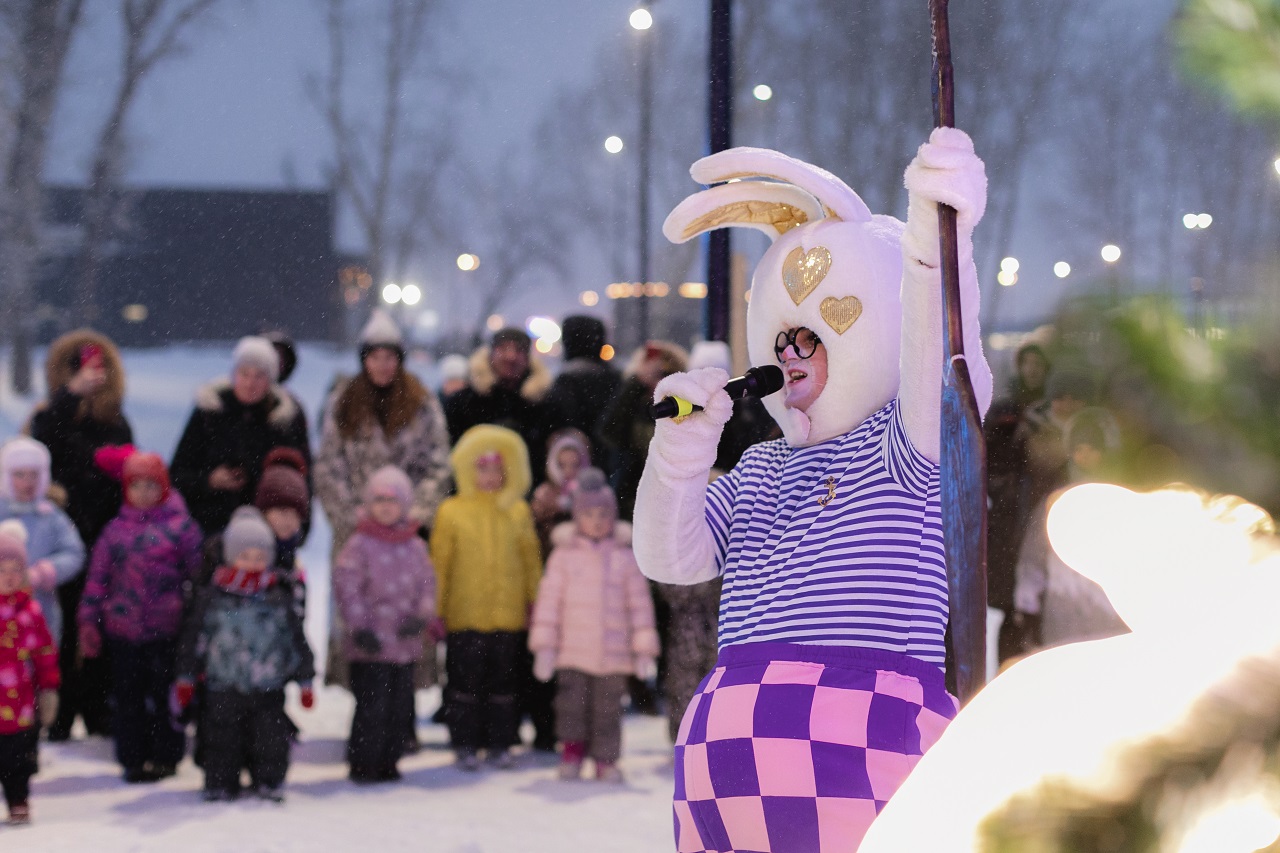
[705,399,947,669]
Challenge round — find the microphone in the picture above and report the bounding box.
[650,364,785,420]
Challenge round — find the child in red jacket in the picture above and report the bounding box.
[0,521,60,825]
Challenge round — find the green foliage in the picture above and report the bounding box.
[1175,0,1280,119]
[1047,296,1280,516]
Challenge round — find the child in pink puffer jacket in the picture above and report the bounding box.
[528,468,659,782]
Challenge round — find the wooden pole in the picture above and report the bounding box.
[929,0,989,705]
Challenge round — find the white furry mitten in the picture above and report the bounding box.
[901,127,986,268]
[648,368,734,477]
[898,127,993,461]
[633,368,733,586]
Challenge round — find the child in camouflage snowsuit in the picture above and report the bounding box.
[176,507,315,802]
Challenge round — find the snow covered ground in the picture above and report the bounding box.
[0,342,675,852]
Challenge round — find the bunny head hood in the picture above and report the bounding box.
[664,148,904,447]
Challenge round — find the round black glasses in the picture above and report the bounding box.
[774,328,822,362]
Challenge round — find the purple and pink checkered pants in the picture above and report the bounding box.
[672,643,956,853]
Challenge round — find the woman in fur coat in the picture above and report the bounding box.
[314,312,450,694]
[27,329,132,740]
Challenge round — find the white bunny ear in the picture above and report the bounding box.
[662,180,824,244]
[690,147,873,223]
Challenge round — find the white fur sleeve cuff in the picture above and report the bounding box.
[632,449,721,586]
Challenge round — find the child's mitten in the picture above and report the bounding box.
[173,679,195,711]
[38,690,59,728]
[533,650,557,682]
[634,657,657,681]
[396,615,427,638]
[79,623,102,659]
[27,560,57,591]
[353,629,381,655]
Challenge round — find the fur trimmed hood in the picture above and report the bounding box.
[44,329,127,425]
[449,424,531,508]
[544,428,591,487]
[549,519,633,549]
[622,340,689,380]
[194,379,300,429]
[466,347,552,402]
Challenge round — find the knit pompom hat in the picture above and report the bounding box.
[223,506,276,565]
[0,519,28,566]
[359,310,404,362]
[0,436,51,501]
[232,335,280,383]
[438,353,469,384]
[572,467,618,524]
[122,451,171,505]
[254,447,310,518]
[688,340,733,373]
[364,465,414,514]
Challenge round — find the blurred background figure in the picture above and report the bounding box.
[545,315,620,473]
[28,330,132,742]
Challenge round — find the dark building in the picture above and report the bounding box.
[39,187,343,346]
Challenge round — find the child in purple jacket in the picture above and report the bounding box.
[78,450,204,782]
[334,465,437,784]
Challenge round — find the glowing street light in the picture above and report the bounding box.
[753,84,773,101]
[1273,156,1280,178]
[1184,212,1213,230]
[1000,257,1020,274]
[485,314,504,332]
[1101,244,1122,264]
[629,7,652,30]
[580,290,599,307]
[400,284,422,306]
[996,269,1018,287]
[381,283,402,305]
[456,253,479,272]
[604,135,624,154]
[1053,261,1071,279]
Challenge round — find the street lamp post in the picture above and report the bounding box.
[633,6,654,345]
[1183,212,1212,334]
[1101,243,1121,302]
[705,0,733,344]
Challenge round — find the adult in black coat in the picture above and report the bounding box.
[544,316,620,472]
[442,327,555,488]
[170,337,311,536]
[28,329,134,740]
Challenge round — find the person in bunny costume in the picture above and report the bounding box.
[633,129,992,852]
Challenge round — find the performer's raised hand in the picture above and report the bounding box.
[902,126,987,269]
[650,367,733,477]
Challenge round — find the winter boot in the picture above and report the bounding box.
[202,787,237,802]
[558,741,585,780]
[488,748,517,769]
[123,765,159,784]
[7,803,30,825]
[255,785,285,803]
[595,761,624,783]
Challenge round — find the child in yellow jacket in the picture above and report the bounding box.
[431,425,541,770]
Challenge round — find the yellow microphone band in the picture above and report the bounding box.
[675,397,695,418]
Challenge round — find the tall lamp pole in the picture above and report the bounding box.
[705,0,733,343]
[633,6,654,344]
